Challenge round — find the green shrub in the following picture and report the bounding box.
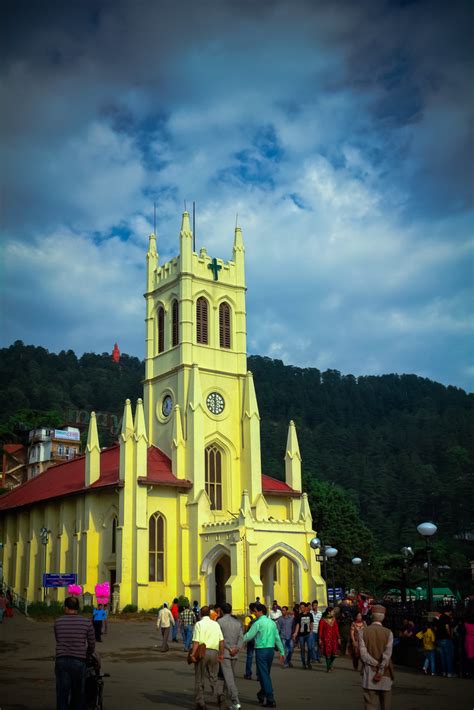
[178,595,189,610]
[27,601,64,617]
[147,608,159,614]
[121,604,138,613]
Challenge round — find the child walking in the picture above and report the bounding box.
[417,621,436,675]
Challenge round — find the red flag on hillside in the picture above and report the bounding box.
[112,343,120,363]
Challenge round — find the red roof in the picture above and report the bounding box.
[0,448,298,512]
[3,444,25,454]
[0,445,190,512]
[261,474,298,497]
[137,446,192,488]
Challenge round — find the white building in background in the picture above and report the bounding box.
[27,427,81,478]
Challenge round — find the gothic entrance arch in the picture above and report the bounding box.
[200,545,231,606]
[259,543,308,607]
[214,554,231,606]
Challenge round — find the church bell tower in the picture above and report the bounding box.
[143,212,263,513]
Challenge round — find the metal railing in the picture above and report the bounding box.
[1,583,29,615]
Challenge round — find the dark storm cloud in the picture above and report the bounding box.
[0,0,472,389]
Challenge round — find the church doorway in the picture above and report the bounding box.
[214,554,231,607]
[260,552,300,608]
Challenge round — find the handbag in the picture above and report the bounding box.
[187,643,206,665]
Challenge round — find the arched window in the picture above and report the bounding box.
[157,306,165,353]
[219,302,231,349]
[172,299,179,347]
[111,516,117,554]
[196,297,209,345]
[205,444,222,510]
[149,513,165,581]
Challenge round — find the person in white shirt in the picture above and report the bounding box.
[269,600,282,621]
[156,602,174,652]
[310,599,322,662]
[191,605,225,710]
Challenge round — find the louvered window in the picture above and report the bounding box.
[158,307,165,353]
[172,300,179,347]
[205,444,223,510]
[196,297,209,344]
[219,302,231,349]
[149,512,165,581]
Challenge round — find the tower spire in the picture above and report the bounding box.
[233,225,244,253]
[242,371,262,502]
[180,210,193,270]
[146,232,158,292]
[171,404,185,479]
[285,420,302,492]
[121,399,134,441]
[134,398,148,480]
[181,210,191,235]
[186,364,205,494]
[187,362,203,411]
[134,398,148,442]
[85,412,100,486]
[233,224,245,286]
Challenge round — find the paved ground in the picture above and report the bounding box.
[0,613,472,710]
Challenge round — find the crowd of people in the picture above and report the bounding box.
[48,591,474,710]
[393,606,474,678]
[156,596,396,709]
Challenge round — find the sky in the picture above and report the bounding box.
[0,0,473,391]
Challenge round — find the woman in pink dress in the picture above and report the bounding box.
[464,612,474,676]
[319,607,341,672]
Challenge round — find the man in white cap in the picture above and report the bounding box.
[358,604,394,710]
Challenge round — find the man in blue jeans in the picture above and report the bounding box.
[309,599,322,662]
[179,603,196,651]
[436,611,455,676]
[243,603,284,708]
[293,602,313,669]
[54,596,96,710]
[276,606,294,667]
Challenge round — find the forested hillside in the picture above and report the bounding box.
[250,356,474,549]
[1,341,473,590]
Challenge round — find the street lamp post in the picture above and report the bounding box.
[310,537,338,605]
[400,546,414,606]
[326,547,338,605]
[351,557,362,596]
[39,527,50,602]
[417,522,437,611]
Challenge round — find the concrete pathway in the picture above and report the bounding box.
[0,613,472,709]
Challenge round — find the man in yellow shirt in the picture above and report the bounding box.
[244,602,257,679]
[191,606,225,710]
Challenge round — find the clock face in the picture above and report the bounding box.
[206,392,225,415]
[162,394,173,418]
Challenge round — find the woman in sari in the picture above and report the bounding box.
[319,607,341,672]
[349,612,366,670]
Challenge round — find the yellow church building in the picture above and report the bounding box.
[0,213,325,613]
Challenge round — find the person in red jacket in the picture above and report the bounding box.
[171,598,180,642]
[319,607,341,672]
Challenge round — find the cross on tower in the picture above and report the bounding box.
[208,258,222,281]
